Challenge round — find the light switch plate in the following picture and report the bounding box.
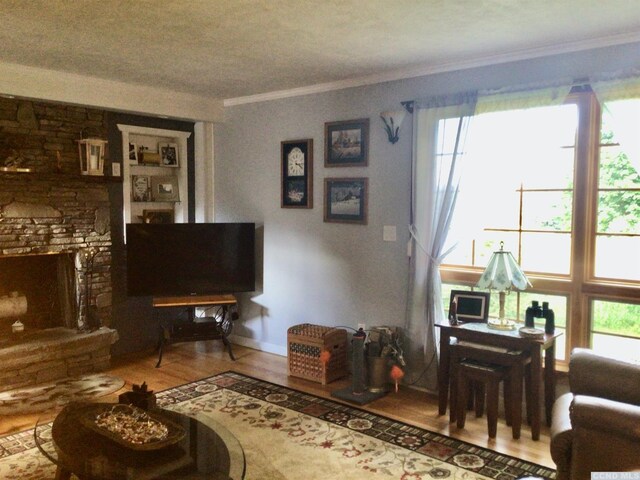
[383,225,397,242]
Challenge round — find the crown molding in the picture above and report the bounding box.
[224,31,640,107]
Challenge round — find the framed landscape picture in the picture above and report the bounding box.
[151,176,180,202]
[281,139,313,208]
[324,118,369,167]
[324,177,368,224]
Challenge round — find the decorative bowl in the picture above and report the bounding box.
[79,403,186,451]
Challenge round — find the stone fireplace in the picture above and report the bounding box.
[0,99,119,392]
[0,253,75,332]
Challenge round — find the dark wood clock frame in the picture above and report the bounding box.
[281,139,313,209]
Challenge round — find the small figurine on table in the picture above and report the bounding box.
[118,382,157,411]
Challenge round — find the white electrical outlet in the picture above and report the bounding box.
[358,323,366,331]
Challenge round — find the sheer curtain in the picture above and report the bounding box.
[404,93,477,392]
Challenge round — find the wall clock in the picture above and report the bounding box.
[281,139,313,208]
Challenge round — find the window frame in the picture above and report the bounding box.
[440,90,640,367]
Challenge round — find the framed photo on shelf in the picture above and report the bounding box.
[324,118,369,167]
[141,209,174,224]
[128,143,138,165]
[323,177,368,224]
[159,142,179,167]
[448,290,491,323]
[131,175,151,202]
[151,176,180,202]
[281,139,313,208]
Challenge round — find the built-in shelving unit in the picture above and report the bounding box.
[117,125,191,239]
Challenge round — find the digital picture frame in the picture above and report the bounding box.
[449,290,491,323]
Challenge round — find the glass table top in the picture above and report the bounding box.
[35,402,245,480]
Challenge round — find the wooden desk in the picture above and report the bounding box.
[436,322,562,440]
[153,294,238,368]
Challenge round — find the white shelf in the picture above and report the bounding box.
[117,124,192,241]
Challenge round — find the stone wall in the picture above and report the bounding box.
[0,98,113,328]
[0,98,117,389]
[0,98,107,174]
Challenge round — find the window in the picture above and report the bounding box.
[440,89,640,364]
[595,99,640,281]
[591,300,640,356]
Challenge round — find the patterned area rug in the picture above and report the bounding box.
[0,373,124,416]
[0,371,556,479]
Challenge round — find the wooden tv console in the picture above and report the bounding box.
[153,294,238,368]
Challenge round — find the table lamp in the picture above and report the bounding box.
[475,241,531,330]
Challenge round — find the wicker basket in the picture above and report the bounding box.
[287,324,348,385]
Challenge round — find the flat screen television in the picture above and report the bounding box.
[126,223,255,297]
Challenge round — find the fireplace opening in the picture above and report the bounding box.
[0,253,76,336]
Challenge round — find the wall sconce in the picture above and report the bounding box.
[77,137,107,176]
[380,109,407,144]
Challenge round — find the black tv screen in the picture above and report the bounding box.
[126,223,255,297]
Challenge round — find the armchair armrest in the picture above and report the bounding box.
[550,393,574,480]
[569,395,640,476]
[570,395,640,440]
[569,348,640,405]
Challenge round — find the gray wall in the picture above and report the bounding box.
[215,42,640,355]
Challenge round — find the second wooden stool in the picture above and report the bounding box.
[455,360,509,439]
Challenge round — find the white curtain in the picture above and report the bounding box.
[404,93,477,392]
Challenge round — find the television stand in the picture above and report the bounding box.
[153,294,238,368]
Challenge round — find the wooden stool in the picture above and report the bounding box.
[449,341,529,439]
[456,360,509,439]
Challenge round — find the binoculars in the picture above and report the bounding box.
[525,301,555,334]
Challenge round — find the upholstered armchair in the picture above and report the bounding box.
[550,348,640,479]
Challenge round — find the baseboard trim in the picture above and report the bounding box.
[229,334,287,357]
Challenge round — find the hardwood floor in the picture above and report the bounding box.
[0,341,556,470]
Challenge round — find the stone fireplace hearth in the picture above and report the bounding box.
[0,328,117,392]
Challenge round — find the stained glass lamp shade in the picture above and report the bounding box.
[476,242,531,330]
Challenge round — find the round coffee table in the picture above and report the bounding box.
[34,402,245,480]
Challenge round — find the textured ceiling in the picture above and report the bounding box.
[1,0,639,101]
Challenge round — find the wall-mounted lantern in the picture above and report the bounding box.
[77,138,108,176]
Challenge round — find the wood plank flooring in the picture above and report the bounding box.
[0,341,556,470]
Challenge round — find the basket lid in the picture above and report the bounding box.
[288,323,335,338]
